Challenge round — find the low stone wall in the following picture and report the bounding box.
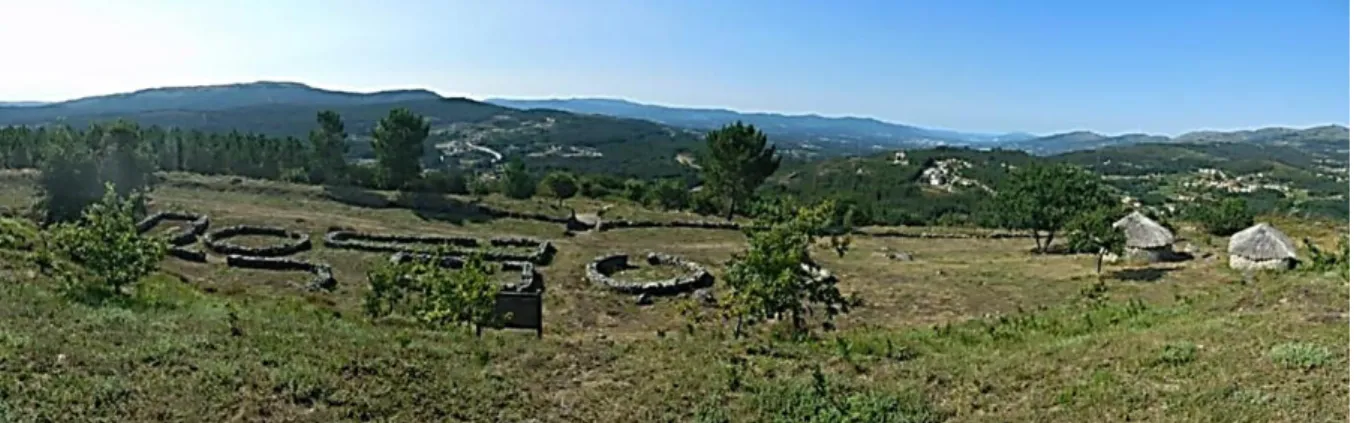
[596,219,742,232]
[225,254,337,291]
[585,252,714,295]
[849,229,1024,239]
[136,211,212,247]
[1228,255,1296,272]
[388,251,543,293]
[168,247,208,262]
[325,229,555,264]
[205,225,312,257]
[589,217,1021,240]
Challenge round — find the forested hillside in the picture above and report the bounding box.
[0,82,703,179]
[769,141,1349,226]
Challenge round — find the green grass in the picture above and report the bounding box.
[0,172,1348,422]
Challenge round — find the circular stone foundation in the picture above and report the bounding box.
[204,225,312,257]
[585,252,713,295]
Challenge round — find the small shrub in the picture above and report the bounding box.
[1268,342,1332,370]
[748,367,945,423]
[363,253,502,331]
[1154,342,1198,366]
[47,185,167,296]
[0,217,39,250]
[1302,236,1348,278]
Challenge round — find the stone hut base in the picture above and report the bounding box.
[1123,246,1173,263]
[1229,255,1296,271]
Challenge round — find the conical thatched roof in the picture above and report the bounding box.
[1227,223,1298,261]
[1113,211,1173,248]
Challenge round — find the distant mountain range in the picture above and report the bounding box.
[1,81,1346,160]
[0,101,48,108]
[485,97,1038,148]
[485,97,1347,156]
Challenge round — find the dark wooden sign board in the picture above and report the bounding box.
[476,291,543,338]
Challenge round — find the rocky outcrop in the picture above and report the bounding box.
[224,254,336,291]
[205,225,312,257]
[585,252,714,296]
[325,229,555,264]
[387,251,543,293]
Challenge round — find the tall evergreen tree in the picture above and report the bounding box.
[309,110,348,184]
[700,122,781,220]
[371,108,430,189]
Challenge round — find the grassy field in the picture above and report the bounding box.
[0,172,1348,422]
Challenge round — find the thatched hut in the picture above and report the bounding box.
[1112,211,1175,262]
[1227,223,1298,271]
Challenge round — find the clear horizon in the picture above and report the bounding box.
[1,0,1348,135]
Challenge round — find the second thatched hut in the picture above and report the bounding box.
[1227,223,1299,271]
[1112,211,1175,262]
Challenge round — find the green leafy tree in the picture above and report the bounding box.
[991,164,1115,253]
[1065,207,1127,274]
[646,178,690,210]
[417,169,469,194]
[700,122,781,220]
[363,253,501,330]
[1192,197,1254,236]
[48,185,167,295]
[371,108,430,190]
[723,199,854,338]
[308,110,349,184]
[499,157,536,199]
[537,171,579,205]
[622,179,649,203]
[38,122,157,223]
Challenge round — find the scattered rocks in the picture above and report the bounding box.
[204,225,311,257]
[586,252,714,296]
[874,250,913,261]
[693,288,717,306]
[635,293,653,306]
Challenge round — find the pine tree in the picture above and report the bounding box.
[371,108,430,190]
[700,122,780,220]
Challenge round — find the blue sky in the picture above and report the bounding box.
[0,0,1348,135]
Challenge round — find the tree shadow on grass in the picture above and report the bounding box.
[1107,266,1184,283]
[396,192,494,226]
[322,185,395,209]
[322,185,495,226]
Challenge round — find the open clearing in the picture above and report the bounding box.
[0,172,1347,422]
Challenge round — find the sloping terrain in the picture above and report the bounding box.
[0,172,1346,422]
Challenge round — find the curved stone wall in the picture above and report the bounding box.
[325,230,555,264]
[137,211,212,247]
[225,254,337,291]
[585,252,714,295]
[136,211,212,262]
[387,251,543,293]
[205,225,312,257]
